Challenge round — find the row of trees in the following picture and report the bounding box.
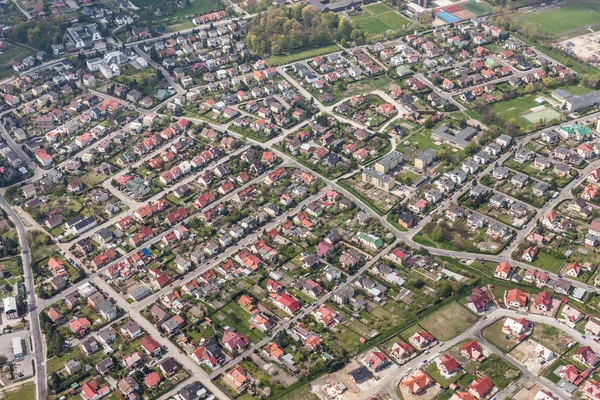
[245,4,365,55]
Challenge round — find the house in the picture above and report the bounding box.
[533,291,552,312]
[562,304,584,326]
[502,317,529,335]
[565,261,582,277]
[558,364,582,385]
[403,370,433,395]
[522,245,539,262]
[81,380,110,400]
[468,377,493,399]
[70,317,91,336]
[348,366,373,384]
[121,320,142,339]
[364,351,390,372]
[461,341,485,362]
[409,331,435,349]
[584,319,600,337]
[505,288,528,309]
[222,329,249,354]
[574,346,597,368]
[224,365,248,394]
[390,342,415,361]
[466,288,491,314]
[494,262,512,279]
[140,336,162,357]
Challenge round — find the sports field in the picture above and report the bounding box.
[490,94,562,128]
[522,106,562,123]
[518,3,600,35]
[461,1,495,16]
[351,3,412,35]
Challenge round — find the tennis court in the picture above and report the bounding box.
[435,11,461,23]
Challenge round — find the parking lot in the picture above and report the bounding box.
[0,330,35,380]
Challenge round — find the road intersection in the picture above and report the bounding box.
[0,26,600,400]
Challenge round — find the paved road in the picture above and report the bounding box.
[354,307,588,400]
[4,35,600,400]
[0,195,46,400]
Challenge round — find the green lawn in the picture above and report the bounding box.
[426,363,465,388]
[0,382,36,400]
[481,318,519,352]
[210,302,265,343]
[170,0,224,19]
[419,302,479,341]
[527,250,565,273]
[0,42,36,80]
[333,326,363,352]
[351,3,412,35]
[266,44,341,66]
[518,4,600,35]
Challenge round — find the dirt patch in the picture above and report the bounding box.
[512,382,541,400]
[509,339,547,375]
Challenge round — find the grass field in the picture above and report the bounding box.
[518,4,600,35]
[266,44,340,66]
[527,250,565,273]
[0,42,36,80]
[461,1,495,16]
[490,94,559,128]
[170,0,224,18]
[481,318,519,352]
[351,3,412,35]
[531,323,575,353]
[0,382,36,400]
[419,302,478,341]
[522,107,562,123]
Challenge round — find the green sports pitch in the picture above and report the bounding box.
[351,3,412,35]
[518,4,600,35]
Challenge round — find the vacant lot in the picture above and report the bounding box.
[518,4,600,36]
[531,323,574,353]
[351,3,412,35]
[419,302,478,341]
[1,382,35,400]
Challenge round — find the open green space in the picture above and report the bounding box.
[478,354,521,389]
[481,318,519,352]
[518,3,600,35]
[461,1,495,16]
[531,323,575,353]
[350,3,412,35]
[266,44,341,66]
[526,250,565,273]
[169,0,224,19]
[1,382,36,400]
[419,302,478,341]
[490,94,558,128]
[0,42,36,80]
[210,301,265,343]
[425,363,465,388]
